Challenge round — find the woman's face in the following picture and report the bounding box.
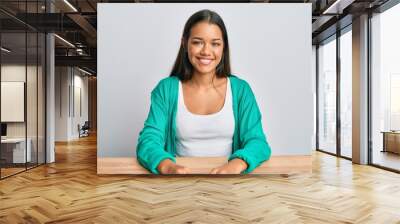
[186,21,224,76]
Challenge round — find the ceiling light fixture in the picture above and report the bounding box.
[54,34,75,48]
[1,47,11,53]
[78,67,93,76]
[322,0,354,15]
[323,0,342,14]
[76,48,84,55]
[63,0,78,12]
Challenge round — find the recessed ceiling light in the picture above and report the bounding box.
[1,47,11,53]
[63,0,78,12]
[322,0,354,15]
[54,34,75,48]
[78,67,93,76]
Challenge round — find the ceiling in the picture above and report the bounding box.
[0,0,392,75]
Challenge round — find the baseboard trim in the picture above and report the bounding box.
[97,155,312,175]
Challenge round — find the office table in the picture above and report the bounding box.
[97,155,312,175]
[382,131,400,154]
[1,138,32,164]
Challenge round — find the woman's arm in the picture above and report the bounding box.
[136,81,180,174]
[157,159,191,174]
[209,158,248,174]
[228,81,272,174]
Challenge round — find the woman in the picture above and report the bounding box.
[136,9,271,174]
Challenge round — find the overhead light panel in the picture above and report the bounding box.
[76,48,86,55]
[54,34,75,48]
[78,67,93,76]
[323,0,355,15]
[63,0,78,12]
[1,47,11,53]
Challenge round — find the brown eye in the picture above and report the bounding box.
[192,41,202,46]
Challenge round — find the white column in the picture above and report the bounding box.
[352,14,369,164]
[46,33,55,163]
[45,1,55,163]
[55,67,74,141]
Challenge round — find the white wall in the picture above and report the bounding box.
[72,72,89,138]
[98,3,313,157]
[55,67,89,141]
[55,66,69,141]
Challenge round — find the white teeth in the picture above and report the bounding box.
[199,59,212,65]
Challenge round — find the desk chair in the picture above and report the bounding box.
[79,121,90,138]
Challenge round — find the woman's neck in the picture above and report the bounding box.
[190,71,218,89]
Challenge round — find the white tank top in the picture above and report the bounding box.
[176,78,235,157]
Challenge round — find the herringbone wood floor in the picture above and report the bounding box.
[1,134,400,224]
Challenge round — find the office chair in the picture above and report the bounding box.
[79,121,90,138]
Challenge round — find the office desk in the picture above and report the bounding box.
[382,131,400,154]
[97,155,312,175]
[1,138,32,163]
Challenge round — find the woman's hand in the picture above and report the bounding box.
[157,159,191,174]
[210,158,248,174]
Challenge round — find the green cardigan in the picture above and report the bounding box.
[136,75,271,174]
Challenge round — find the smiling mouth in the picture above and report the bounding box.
[198,58,213,65]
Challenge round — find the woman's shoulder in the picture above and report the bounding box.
[151,76,179,97]
[158,76,179,86]
[229,74,252,90]
[153,76,179,89]
[229,74,257,103]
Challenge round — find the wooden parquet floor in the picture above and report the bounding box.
[1,134,400,224]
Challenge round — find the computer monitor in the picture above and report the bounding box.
[1,123,7,137]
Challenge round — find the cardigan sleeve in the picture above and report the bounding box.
[136,82,176,174]
[228,81,271,174]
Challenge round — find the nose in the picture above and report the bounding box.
[200,43,211,55]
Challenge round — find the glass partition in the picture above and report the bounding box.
[1,31,28,177]
[318,36,337,154]
[27,31,38,169]
[38,32,45,165]
[0,1,46,179]
[339,28,352,158]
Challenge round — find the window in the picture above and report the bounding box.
[339,28,352,158]
[371,2,400,171]
[318,36,337,154]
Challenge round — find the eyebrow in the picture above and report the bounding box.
[191,37,222,41]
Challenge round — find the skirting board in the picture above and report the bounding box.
[97,155,311,175]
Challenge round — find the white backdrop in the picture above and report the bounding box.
[98,3,313,157]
